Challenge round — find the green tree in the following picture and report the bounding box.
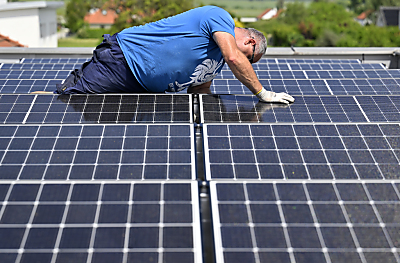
[108,0,194,32]
[65,0,91,34]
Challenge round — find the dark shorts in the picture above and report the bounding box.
[55,34,147,94]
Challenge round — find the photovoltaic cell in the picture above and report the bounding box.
[0,181,202,263]
[0,94,192,124]
[210,78,400,95]
[210,181,400,263]
[204,123,400,180]
[214,69,400,80]
[0,70,69,80]
[200,95,400,123]
[0,124,195,180]
[21,58,89,64]
[0,79,61,93]
[253,58,362,64]
[0,63,80,71]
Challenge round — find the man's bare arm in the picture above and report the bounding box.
[187,81,212,94]
[213,31,262,94]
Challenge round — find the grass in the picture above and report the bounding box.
[58,37,101,47]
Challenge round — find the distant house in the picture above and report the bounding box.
[257,8,278,20]
[355,10,373,26]
[84,8,118,29]
[377,6,400,29]
[240,7,281,23]
[0,0,63,47]
[0,33,25,47]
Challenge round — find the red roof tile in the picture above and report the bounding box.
[357,10,373,20]
[0,34,26,47]
[84,9,118,25]
[257,8,273,20]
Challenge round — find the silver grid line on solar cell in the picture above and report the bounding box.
[203,123,400,181]
[0,124,196,180]
[0,181,202,263]
[20,58,90,64]
[210,181,400,263]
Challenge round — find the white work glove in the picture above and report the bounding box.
[255,88,295,104]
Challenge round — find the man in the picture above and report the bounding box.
[48,6,294,104]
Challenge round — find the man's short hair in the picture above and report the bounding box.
[246,28,267,56]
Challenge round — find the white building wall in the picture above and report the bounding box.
[38,8,58,47]
[0,8,40,47]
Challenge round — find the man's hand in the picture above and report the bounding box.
[255,88,295,104]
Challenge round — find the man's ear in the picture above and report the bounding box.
[245,37,256,45]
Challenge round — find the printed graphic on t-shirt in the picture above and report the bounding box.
[168,58,224,92]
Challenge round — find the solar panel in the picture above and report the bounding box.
[200,95,400,123]
[214,69,400,80]
[0,79,60,93]
[289,63,385,70]
[255,58,362,64]
[0,94,192,124]
[0,181,202,263]
[21,58,89,64]
[0,63,80,71]
[203,123,400,180]
[0,70,69,80]
[0,123,195,180]
[210,181,400,263]
[211,78,400,95]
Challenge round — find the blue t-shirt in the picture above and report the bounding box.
[116,6,235,92]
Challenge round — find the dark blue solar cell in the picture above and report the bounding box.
[127,253,158,263]
[283,165,308,179]
[221,226,253,248]
[293,125,317,136]
[319,137,344,149]
[81,125,103,136]
[250,125,272,136]
[353,227,390,248]
[232,150,255,163]
[355,165,382,179]
[98,204,128,223]
[254,227,287,248]
[73,151,97,164]
[250,204,281,223]
[342,137,368,149]
[59,227,92,248]
[276,183,307,201]
[288,227,321,248]
[336,125,361,136]
[129,227,159,248]
[20,253,53,263]
[15,126,38,137]
[307,164,333,179]
[26,151,51,164]
[163,227,193,248]
[258,165,284,179]
[143,165,167,179]
[272,125,294,136]
[101,184,130,201]
[131,204,160,223]
[97,151,121,164]
[94,165,119,179]
[228,125,250,136]
[70,184,100,201]
[209,150,232,163]
[66,204,97,223]
[234,164,258,178]
[77,138,101,149]
[210,165,234,179]
[132,184,160,201]
[348,150,375,163]
[146,137,168,149]
[314,125,338,136]
[123,138,145,149]
[148,125,168,136]
[169,151,191,163]
[32,204,65,224]
[358,125,383,136]
[40,184,69,201]
[8,137,33,150]
[103,125,125,136]
[279,150,303,163]
[94,227,125,248]
[0,205,33,224]
[224,253,256,263]
[118,165,143,179]
[24,227,59,248]
[59,126,82,137]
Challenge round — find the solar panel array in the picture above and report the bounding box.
[1,56,400,263]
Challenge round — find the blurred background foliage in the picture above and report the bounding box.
[62,0,400,47]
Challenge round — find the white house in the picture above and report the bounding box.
[0,0,63,47]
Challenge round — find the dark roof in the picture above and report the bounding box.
[383,9,399,26]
